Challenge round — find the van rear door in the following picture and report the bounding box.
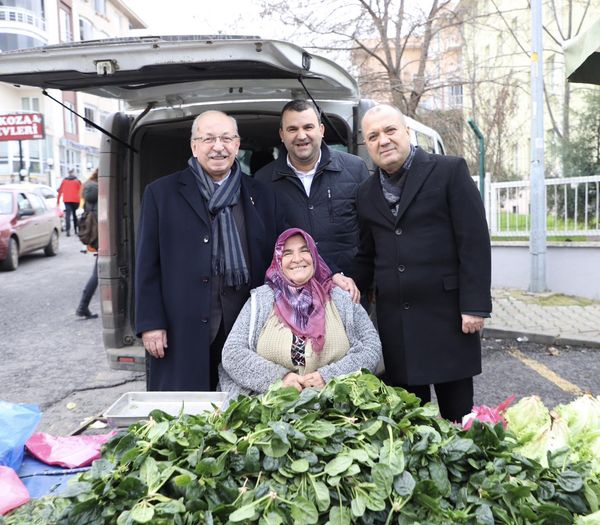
[0,36,359,107]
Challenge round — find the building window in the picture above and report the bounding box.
[79,16,94,40]
[21,97,40,111]
[449,84,463,107]
[84,106,96,130]
[64,102,77,134]
[95,0,106,16]
[59,5,73,42]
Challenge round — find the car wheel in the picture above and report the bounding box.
[0,237,19,271]
[44,229,60,256]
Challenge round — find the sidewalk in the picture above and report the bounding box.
[484,288,600,348]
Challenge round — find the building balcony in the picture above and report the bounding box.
[0,5,47,49]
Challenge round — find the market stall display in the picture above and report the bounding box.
[2,372,598,524]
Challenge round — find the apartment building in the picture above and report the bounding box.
[0,0,145,186]
[350,0,599,180]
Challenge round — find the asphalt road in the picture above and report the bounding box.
[0,234,598,437]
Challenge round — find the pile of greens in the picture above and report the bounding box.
[3,372,598,524]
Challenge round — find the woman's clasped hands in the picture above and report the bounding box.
[282,371,326,392]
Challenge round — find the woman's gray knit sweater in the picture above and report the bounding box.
[218,285,383,400]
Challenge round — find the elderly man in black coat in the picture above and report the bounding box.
[353,104,491,421]
[135,110,283,391]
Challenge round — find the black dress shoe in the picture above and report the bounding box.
[76,308,98,319]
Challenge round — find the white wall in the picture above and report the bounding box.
[492,242,600,300]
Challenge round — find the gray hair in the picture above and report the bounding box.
[191,110,239,139]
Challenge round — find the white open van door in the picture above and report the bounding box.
[0,36,359,108]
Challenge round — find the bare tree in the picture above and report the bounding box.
[261,0,466,118]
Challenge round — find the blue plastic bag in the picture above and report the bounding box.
[0,401,42,471]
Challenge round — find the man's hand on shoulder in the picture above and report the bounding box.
[332,273,361,304]
[142,329,168,358]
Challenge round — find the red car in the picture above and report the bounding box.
[0,184,61,271]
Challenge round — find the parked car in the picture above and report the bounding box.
[0,184,61,271]
[8,182,65,224]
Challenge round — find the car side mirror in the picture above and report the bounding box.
[18,208,35,217]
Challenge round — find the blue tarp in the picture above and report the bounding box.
[18,454,88,499]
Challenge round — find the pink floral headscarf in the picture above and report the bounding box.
[265,228,333,353]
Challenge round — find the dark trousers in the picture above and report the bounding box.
[78,256,98,311]
[209,322,227,391]
[390,377,474,423]
[64,202,79,233]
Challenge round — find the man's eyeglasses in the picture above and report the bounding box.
[192,134,240,145]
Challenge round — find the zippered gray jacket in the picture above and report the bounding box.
[218,285,382,400]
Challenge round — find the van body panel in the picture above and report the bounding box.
[0,36,359,108]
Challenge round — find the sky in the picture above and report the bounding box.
[124,0,285,39]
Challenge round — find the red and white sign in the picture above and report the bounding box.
[0,112,45,141]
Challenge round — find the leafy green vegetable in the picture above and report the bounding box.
[2,373,597,524]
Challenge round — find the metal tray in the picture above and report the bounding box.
[103,391,227,428]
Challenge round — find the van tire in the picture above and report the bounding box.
[44,229,59,256]
[0,237,19,271]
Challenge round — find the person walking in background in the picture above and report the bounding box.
[352,104,492,422]
[56,168,82,236]
[135,110,283,392]
[254,99,368,302]
[76,169,99,320]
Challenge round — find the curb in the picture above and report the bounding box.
[482,327,600,349]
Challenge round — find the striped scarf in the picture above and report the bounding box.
[188,157,249,288]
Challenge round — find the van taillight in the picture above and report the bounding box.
[100,282,113,316]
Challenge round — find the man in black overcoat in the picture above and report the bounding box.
[135,110,283,391]
[353,104,492,421]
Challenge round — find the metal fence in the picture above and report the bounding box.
[476,174,600,237]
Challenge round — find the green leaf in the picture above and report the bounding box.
[311,480,331,512]
[130,502,154,523]
[347,448,370,464]
[428,460,451,497]
[245,445,261,472]
[259,511,284,525]
[262,436,290,458]
[154,499,186,515]
[290,458,309,473]
[393,471,416,498]
[173,474,193,487]
[305,420,336,439]
[379,438,405,475]
[327,505,351,525]
[230,502,258,522]
[557,470,584,493]
[324,455,353,477]
[350,495,366,517]
[219,430,238,444]
[372,463,393,497]
[139,456,160,490]
[147,420,170,442]
[475,504,494,525]
[290,497,318,524]
[362,419,383,436]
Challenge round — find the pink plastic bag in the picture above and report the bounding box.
[462,395,515,430]
[25,432,117,469]
[0,466,30,515]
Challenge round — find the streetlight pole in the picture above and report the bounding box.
[529,0,547,292]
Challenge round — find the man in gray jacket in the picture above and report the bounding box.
[255,100,368,301]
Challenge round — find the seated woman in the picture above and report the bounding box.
[218,228,382,399]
